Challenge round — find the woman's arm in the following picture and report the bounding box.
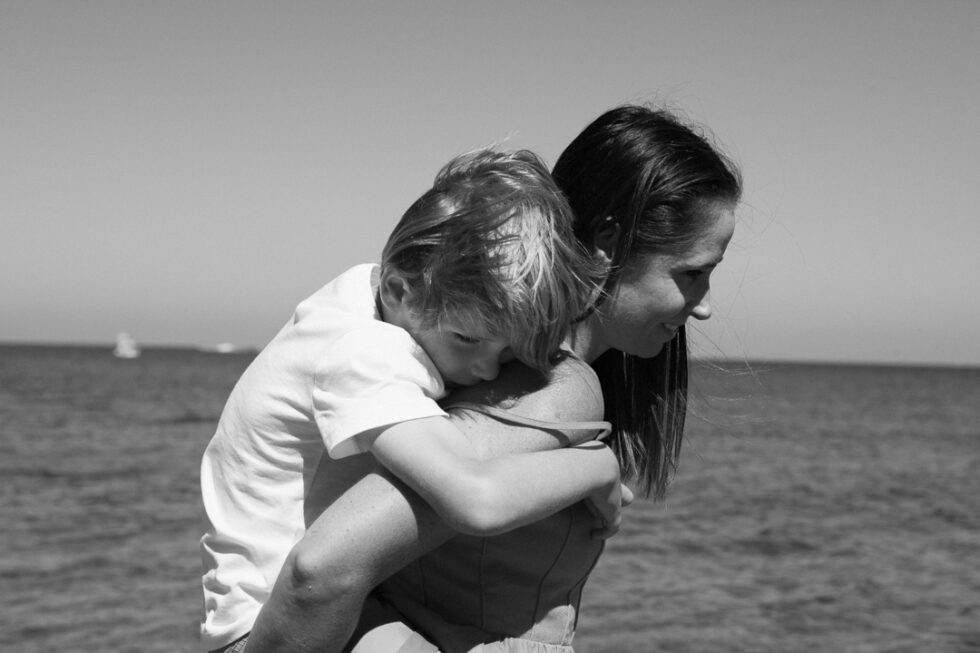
[244,357,612,653]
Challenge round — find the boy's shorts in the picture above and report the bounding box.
[210,634,248,653]
[348,594,440,652]
[206,597,439,653]
[207,623,436,653]
[348,621,439,653]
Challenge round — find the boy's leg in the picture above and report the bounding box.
[245,458,455,653]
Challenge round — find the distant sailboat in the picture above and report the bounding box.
[113,332,141,359]
[198,342,239,354]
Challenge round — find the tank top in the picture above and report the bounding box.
[375,405,612,652]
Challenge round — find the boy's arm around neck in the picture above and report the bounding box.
[367,355,614,536]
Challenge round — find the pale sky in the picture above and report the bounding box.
[3,1,978,366]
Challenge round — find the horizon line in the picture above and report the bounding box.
[1,339,977,371]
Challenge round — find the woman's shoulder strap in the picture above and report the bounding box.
[444,401,611,441]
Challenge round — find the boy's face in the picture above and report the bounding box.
[381,273,514,387]
[409,316,515,388]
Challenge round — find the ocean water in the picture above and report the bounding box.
[1,345,978,653]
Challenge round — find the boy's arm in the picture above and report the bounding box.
[244,358,615,653]
[367,417,619,536]
[367,354,618,536]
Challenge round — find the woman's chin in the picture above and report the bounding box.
[625,341,667,359]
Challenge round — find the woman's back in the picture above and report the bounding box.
[378,501,603,652]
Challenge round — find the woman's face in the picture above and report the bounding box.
[590,201,736,360]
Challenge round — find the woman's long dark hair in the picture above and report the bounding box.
[552,105,742,498]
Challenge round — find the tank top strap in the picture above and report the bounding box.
[445,401,611,441]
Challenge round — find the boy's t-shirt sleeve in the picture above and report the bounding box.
[313,322,447,459]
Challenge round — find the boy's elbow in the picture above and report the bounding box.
[438,478,514,536]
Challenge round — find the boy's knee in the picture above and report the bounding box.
[284,545,372,606]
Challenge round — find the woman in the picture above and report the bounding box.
[243,104,742,653]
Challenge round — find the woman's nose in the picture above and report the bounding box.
[690,294,712,321]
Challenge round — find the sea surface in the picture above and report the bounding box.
[1,345,978,653]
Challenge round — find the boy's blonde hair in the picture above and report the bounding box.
[381,149,599,373]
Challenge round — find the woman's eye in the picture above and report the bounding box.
[684,270,704,280]
[452,332,480,345]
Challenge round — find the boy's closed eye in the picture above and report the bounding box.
[451,332,482,345]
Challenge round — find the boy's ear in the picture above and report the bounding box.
[378,272,415,312]
[592,217,620,267]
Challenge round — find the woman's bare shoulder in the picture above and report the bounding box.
[446,354,604,423]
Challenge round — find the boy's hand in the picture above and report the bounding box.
[581,446,632,539]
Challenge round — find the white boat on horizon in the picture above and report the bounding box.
[197,342,240,354]
[113,332,141,359]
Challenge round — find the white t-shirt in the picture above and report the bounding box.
[199,264,448,650]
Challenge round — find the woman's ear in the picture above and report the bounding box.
[592,217,620,267]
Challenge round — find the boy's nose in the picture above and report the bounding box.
[471,355,502,382]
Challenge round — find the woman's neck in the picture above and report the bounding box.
[565,315,607,364]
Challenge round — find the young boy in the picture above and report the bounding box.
[199,149,623,652]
